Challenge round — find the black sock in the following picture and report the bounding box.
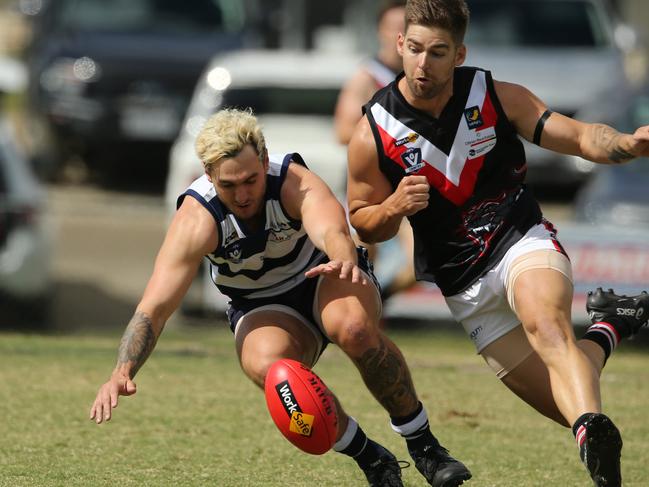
[391,402,438,453]
[582,320,623,362]
[572,413,595,462]
[334,418,381,469]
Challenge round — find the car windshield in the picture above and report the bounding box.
[221,87,340,116]
[466,0,610,48]
[53,0,247,34]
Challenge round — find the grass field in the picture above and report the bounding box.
[1,322,647,486]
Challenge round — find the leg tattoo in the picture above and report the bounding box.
[354,337,418,415]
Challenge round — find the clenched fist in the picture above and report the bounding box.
[389,175,430,217]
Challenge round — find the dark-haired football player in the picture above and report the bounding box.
[347,1,649,485]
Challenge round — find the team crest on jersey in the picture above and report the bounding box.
[226,244,242,263]
[464,106,484,129]
[394,132,419,147]
[401,147,424,173]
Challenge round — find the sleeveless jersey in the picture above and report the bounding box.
[363,67,542,296]
[363,57,398,90]
[178,153,327,300]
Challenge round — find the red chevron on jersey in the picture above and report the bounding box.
[371,70,498,206]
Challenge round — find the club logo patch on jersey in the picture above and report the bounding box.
[269,220,293,233]
[226,244,242,263]
[401,147,424,174]
[268,219,294,243]
[394,132,419,147]
[464,106,484,129]
[268,228,293,243]
[465,126,497,160]
[223,229,239,246]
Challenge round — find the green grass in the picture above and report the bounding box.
[1,323,647,486]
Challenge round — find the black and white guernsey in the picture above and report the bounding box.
[178,153,327,300]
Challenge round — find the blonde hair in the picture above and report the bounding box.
[195,108,267,172]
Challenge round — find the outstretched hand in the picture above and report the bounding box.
[90,373,137,424]
[304,260,368,285]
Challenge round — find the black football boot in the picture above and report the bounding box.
[586,287,649,338]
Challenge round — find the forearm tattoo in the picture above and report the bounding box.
[592,124,634,163]
[116,311,158,378]
[355,338,418,415]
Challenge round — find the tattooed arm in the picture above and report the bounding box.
[90,196,218,424]
[495,80,649,164]
[576,123,649,164]
[114,311,159,380]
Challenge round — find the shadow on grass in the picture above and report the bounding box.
[0,279,136,335]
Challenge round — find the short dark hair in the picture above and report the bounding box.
[378,0,406,23]
[405,0,470,44]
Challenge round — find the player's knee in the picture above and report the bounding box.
[242,355,279,389]
[525,316,572,353]
[241,357,268,387]
[330,314,379,356]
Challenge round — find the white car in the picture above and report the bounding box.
[0,54,52,324]
[165,49,363,211]
[165,49,362,314]
[0,116,52,320]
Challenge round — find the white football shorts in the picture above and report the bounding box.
[445,220,573,353]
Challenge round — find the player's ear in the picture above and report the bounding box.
[397,32,405,56]
[455,44,467,66]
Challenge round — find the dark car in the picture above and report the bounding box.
[575,160,649,226]
[24,0,262,179]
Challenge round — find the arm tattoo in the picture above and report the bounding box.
[116,311,158,378]
[592,124,634,163]
[609,147,635,164]
[354,338,418,415]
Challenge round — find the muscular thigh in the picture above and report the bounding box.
[511,251,574,331]
[235,308,322,369]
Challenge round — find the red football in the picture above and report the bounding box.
[264,359,338,455]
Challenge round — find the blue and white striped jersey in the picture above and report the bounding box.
[178,153,327,300]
